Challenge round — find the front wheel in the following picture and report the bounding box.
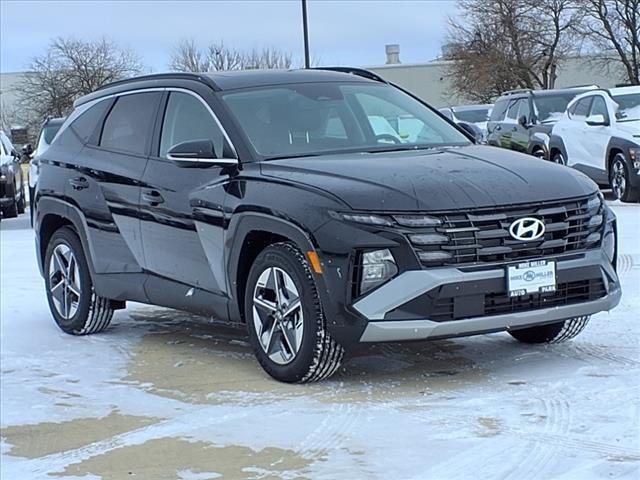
[45,226,114,335]
[610,153,639,203]
[509,316,590,344]
[245,242,344,383]
[551,151,566,166]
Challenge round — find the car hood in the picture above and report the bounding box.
[259,145,598,211]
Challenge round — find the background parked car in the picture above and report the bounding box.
[439,104,492,142]
[487,86,598,159]
[0,130,26,219]
[29,117,65,223]
[550,86,640,202]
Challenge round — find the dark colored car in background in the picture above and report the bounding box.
[34,69,620,383]
[439,104,492,142]
[487,86,598,159]
[1,129,26,219]
[30,117,65,223]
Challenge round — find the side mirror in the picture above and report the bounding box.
[458,122,482,143]
[586,114,608,126]
[518,115,528,127]
[167,139,237,168]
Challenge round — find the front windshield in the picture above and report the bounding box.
[221,82,471,158]
[454,107,491,123]
[534,93,581,123]
[613,93,640,122]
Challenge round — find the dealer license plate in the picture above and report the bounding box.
[507,260,556,297]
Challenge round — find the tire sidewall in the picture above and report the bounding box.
[245,244,322,382]
[44,227,94,334]
[609,154,633,202]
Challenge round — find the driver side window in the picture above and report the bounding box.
[160,92,225,158]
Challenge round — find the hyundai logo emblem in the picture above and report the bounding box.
[509,217,545,241]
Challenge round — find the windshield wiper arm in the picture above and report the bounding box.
[263,153,323,161]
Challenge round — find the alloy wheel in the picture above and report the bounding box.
[252,266,304,365]
[553,153,566,165]
[611,159,627,200]
[49,244,82,319]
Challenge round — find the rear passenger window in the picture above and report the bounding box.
[159,92,225,158]
[100,92,161,155]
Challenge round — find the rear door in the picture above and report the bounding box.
[500,98,522,150]
[67,91,162,276]
[140,89,233,295]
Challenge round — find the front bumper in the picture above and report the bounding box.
[354,249,621,342]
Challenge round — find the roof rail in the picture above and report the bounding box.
[94,72,221,92]
[502,88,532,96]
[558,84,599,89]
[312,67,387,83]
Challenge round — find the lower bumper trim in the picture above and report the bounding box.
[359,286,621,342]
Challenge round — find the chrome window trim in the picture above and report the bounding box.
[57,87,238,160]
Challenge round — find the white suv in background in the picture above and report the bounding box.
[550,86,640,202]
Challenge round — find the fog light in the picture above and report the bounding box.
[360,249,398,295]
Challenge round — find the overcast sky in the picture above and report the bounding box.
[0,0,459,73]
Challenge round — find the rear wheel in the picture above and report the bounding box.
[509,316,590,344]
[17,182,26,214]
[245,242,344,383]
[45,226,114,335]
[610,153,639,203]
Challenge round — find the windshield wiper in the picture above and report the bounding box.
[364,145,440,154]
[263,153,323,161]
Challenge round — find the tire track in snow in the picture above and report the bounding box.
[564,342,640,367]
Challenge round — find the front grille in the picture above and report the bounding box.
[406,195,604,267]
[430,278,606,321]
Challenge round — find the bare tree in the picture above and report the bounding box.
[13,37,143,133]
[169,39,292,72]
[578,0,640,84]
[446,0,583,102]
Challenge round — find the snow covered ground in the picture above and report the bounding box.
[1,201,639,479]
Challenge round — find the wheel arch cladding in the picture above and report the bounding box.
[226,213,320,324]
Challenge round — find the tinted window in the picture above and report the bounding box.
[490,99,509,121]
[590,96,608,118]
[506,99,520,120]
[454,107,491,123]
[572,97,592,120]
[518,99,531,122]
[222,83,470,158]
[160,92,225,158]
[100,92,161,155]
[534,92,582,123]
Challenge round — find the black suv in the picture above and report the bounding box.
[487,86,598,159]
[34,70,621,382]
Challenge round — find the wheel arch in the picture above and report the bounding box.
[226,212,320,324]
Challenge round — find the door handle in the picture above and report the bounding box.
[68,176,89,191]
[142,190,164,205]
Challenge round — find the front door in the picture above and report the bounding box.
[140,90,232,296]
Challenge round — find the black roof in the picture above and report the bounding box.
[75,68,378,107]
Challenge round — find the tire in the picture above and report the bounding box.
[609,153,639,203]
[44,226,114,335]
[532,149,545,160]
[509,316,590,344]
[551,151,566,166]
[245,242,344,383]
[2,191,18,218]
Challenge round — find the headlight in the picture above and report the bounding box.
[586,193,603,214]
[359,248,398,295]
[603,229,616,263]
[629,147,640,169]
